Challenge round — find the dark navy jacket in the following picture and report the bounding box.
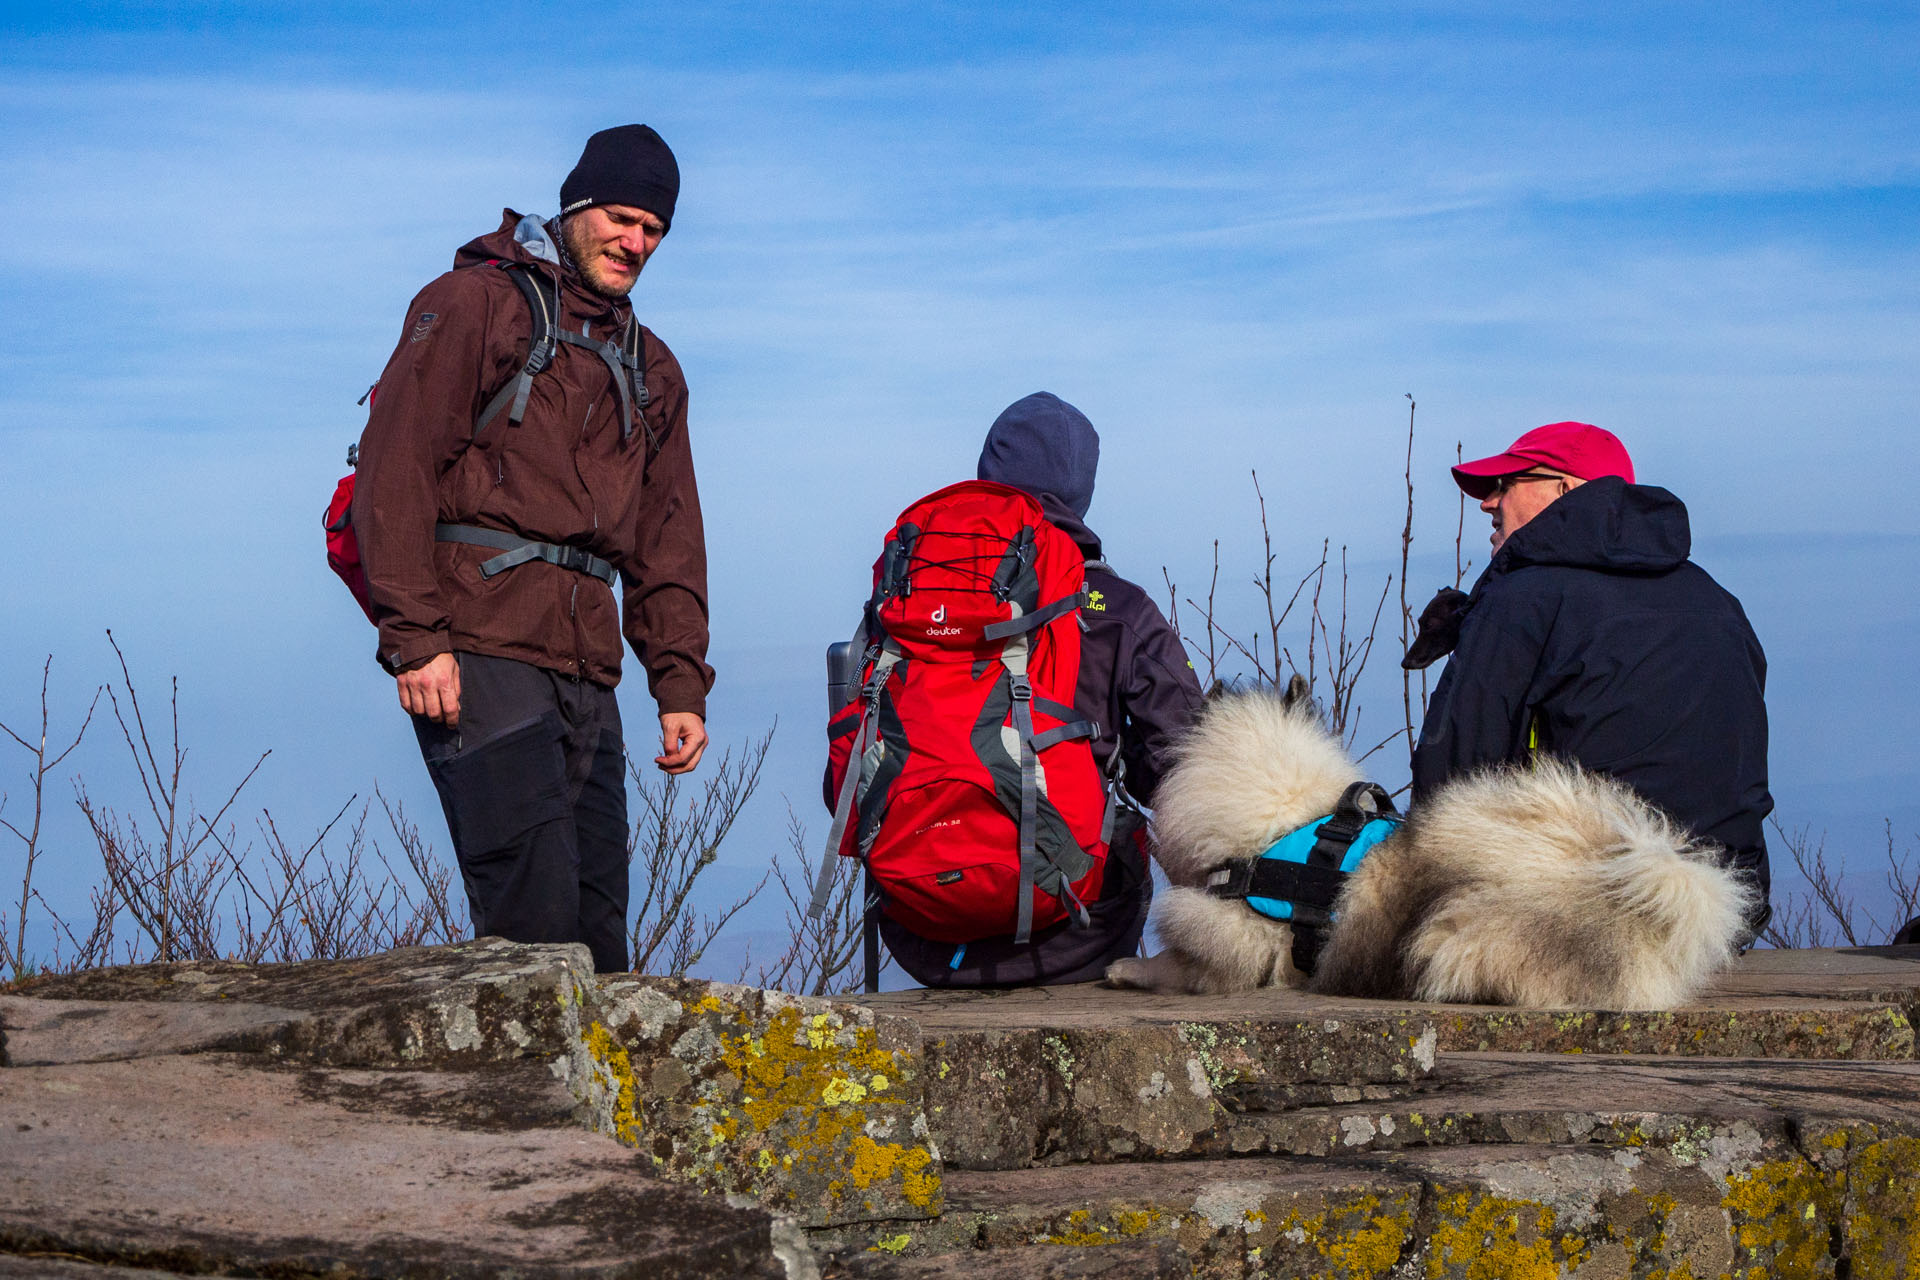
[1411,478,1772,896]
[1042,498,1205,808]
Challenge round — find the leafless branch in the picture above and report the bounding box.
[0,657,100,979]
[628,728,775,976]
[757,804,875,995]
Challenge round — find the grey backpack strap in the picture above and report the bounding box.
[434,524,616,586]
[809,644,904,921]
[475,265,557,435]
[553,325,646,446]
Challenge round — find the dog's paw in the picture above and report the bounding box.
[1103,956,1155,989]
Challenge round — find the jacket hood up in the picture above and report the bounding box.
[977,392,1100,519]
[1491,476,1691,579]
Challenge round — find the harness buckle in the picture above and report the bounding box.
[1205,863,1253,899]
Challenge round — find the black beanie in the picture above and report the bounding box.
[560,125,680,227]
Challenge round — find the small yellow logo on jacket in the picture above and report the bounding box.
[1085,589,1107,613]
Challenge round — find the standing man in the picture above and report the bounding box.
[1407,421,1772,938]
[353,125,713,974]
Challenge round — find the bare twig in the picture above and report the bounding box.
[1400,395,1416,767]
[757,804,877,995]
[628,728,775,976]
[0,657,100,979]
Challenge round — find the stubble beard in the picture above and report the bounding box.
[559,215,641,301]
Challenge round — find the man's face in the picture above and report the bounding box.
[562,203,667,299]
[1479,469,1578,552]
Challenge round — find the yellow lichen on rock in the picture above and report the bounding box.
[1717,1156,1839,1278]
[1838,1136,1920,1280]
[820,1075,870,1106]
[1424,1190,1573,1280]
[834,1135,940,1210]
[669,999,941,1217]
[1272,1192,1414,1280]
[579,1020,642,1145]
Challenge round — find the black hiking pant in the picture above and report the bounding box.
[412,653,629,973]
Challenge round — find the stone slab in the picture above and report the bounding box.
[6,939,596,1069]
[0,994,307,1066]
[0,1259,194,1278]
[1203,1051,1920,1162]
[1426,1000,1915,1059]
[828,1241,1191,1279]
[0,1053,785,1280]
[860,946,1920,1066]
[1715,943,1920,999]
[856,983,1438,1171]
[821,1130,1920,1280]
[561,976,940,1229]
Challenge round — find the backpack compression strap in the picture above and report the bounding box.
[808,642,905,922]
[1001,618,1093,944]
[475,263,655,449]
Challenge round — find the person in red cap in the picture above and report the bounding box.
[1405,422,1773,941]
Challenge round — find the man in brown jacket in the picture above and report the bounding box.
[352,125,713,974]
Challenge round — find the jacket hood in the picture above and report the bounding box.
[452,210,626,320]
[454,209,563,270]
[1491,476,1691,577]
[977,392,1100,519]
[1039,494,1103,561]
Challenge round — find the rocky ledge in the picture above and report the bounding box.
[3,940,1918,1277]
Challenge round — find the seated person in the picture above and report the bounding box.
[1408,421,1773,937]
[837,392,1204,987]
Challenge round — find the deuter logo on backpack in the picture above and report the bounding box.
[812,480,1117,948]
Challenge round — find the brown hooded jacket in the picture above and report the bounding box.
[351,210,713,716]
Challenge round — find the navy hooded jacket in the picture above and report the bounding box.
[1410,477,1772,896]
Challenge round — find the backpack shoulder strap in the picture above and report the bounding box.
[620,315,658,453]
[473,262,559,437]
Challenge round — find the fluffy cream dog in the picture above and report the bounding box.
[1106,681,1756,1008]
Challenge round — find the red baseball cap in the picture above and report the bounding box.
[1451,421,1635,500]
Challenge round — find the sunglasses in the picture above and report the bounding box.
[1487,471,1565,497]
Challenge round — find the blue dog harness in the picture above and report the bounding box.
[1204,781,1401,972]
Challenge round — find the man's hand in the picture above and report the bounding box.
[656,711,708,775]
[398,652,461,726]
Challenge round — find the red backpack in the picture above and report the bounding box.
[812,481,1116,945]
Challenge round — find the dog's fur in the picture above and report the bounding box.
[1106,683,1756,1008]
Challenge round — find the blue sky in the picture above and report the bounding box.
[3,2,1917,969]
